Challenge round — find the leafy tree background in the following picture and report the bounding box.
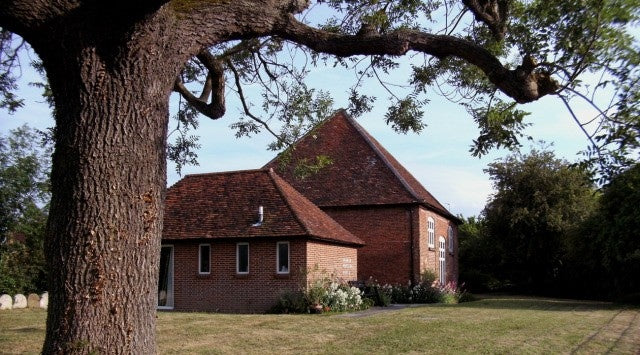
[0,125,50,295]
[459,148,639,301]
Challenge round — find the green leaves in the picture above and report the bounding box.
[384,95,426,133]
[469,100,531,156]
[0,126,49,294]
[480,148,598,292]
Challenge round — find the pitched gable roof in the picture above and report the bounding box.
[163,169,364,246]
[264,110,458,221]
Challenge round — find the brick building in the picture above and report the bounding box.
[160,169,363,313]
[264,110,460,285]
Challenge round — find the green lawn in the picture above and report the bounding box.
[1,296,639,354]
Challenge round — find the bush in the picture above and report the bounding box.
[411,283,441,303]
[271,270,370,314]
[362,279,391,306]
[270,291,308,314]
[364,276,473,305]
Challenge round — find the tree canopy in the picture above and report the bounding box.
[480,148,598,292]
[0,0,638,353]
[0,125,50,295]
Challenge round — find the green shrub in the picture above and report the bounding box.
[362,282,391,307]
[270,291,308,314]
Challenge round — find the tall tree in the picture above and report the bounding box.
[482,149,598,293]
[0,126,50,295]
[0,0,637,353]
[565,163,640,300]
[0,125,50,242]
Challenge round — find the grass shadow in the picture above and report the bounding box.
[455,295,624,312]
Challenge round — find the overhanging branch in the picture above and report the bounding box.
[173,50,225,119]
[275,14,559,104]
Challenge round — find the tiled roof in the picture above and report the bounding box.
[163,169,364,246]
[263,110,458,221]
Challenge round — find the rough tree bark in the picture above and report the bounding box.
[0,0,560,353]
[32,6,182,354]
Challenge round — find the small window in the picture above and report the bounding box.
[427,217,435,248]
[236,243,249,274]
[277,242,290,274]
[199,244,210,274]
[448,226,454,253]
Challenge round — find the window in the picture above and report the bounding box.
[199,244,210,274]
[427,217,435,249]
[236,243,249,274]
[448,226,454,253]
[158,245,174,309]
[276,242,290,274]
[439,236,446,285]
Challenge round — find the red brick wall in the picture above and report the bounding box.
[168,239,306,313]
[165,238,360,313]
[323,206,413,284]
[306,241,358,282]
[416,207,458,285]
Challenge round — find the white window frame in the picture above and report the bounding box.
[198,243,211,275]
[236,242,249,274]
[427,217,435,249]
[276,241,290,274]
[439,236,446,285]
[448,226,454,253]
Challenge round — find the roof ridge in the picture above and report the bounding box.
[268,169,364,246]
[261,109,347,169]
[343,112,421,203]
[344,113,458,221]
[266,169,312,237]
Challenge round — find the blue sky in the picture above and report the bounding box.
[0,47,590,218]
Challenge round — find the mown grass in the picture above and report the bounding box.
[1,296,638,354]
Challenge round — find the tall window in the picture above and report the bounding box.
[158,245,174,309]
[277,242,290,274]
[427,217,435,249]
[236,243,249,274]
[448,226,454,253]
[439,236,446,285]
[199,244,211,274]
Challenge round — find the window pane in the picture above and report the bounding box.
[158,246,173,307]
[237,244,249,273]
[199,244,210,274]
[277,243,289,273]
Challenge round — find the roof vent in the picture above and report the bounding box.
[251,205,264,227]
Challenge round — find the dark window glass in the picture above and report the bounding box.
[237,244,249,273]
[277,242,289,273]
[199,244,210,274]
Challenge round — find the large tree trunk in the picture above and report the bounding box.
[34,9,182,353]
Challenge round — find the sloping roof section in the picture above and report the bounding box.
[163,169,364,246]
[263,110,457,220]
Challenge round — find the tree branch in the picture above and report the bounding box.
[461,0,509,40]
[173,50,225,119]
[275,14,559,104]
[227,59,287,145]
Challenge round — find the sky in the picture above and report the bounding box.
[0,9,598,218]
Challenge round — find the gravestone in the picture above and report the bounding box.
[39,292,48,309]
[0,294,12,310]
[27,293,40,308]
[13,294,27,309]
